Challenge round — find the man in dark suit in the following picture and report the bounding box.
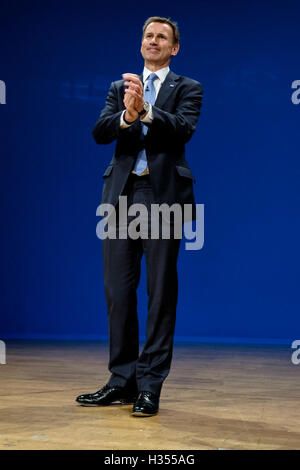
[76,16,203,416]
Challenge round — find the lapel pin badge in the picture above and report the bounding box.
[170,84,175,87]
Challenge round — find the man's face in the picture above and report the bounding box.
[141,22,179,67]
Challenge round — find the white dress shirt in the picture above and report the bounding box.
[120,66,170,175]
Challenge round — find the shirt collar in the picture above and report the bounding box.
[143,65,170,84]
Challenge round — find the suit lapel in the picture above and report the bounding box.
[139,70,181,108]
[154,70,181,108]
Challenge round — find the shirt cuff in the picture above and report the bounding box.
[140,104,153,123]
[120,110,133,128]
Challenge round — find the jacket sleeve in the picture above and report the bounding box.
[147,81,203,144]
[92,81,141,144]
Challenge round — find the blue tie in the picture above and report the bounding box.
[133,73,158,175]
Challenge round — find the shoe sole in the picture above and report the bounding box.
[76,398,136,406]
[132,411,158,417]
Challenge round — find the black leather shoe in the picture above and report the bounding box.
[76,384,138,406]
[132,391,160,417]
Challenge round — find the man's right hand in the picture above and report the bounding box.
[123,90,139,123]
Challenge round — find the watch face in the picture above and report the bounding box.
[139,102,149,115]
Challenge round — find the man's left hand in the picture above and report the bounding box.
[122,73,145,113]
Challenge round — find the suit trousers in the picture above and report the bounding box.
[102,173,182,396]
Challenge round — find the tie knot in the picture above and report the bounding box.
[148,73,158,83]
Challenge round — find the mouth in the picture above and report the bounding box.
[147,47,160,52]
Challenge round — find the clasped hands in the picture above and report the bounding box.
[122,73,145,123]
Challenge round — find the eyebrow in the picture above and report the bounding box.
[146,32,167,37]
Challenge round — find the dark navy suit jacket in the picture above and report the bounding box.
[93,70,203,221]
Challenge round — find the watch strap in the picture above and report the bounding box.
[138,102,150,116]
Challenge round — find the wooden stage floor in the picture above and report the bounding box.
[0,340,299,450]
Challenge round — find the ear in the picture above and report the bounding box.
[171,43,180,57]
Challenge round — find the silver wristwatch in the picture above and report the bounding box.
[138,101,150,116]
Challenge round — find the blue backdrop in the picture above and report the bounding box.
[1,0,299,343]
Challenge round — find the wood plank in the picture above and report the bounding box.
[0,341,299,450]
